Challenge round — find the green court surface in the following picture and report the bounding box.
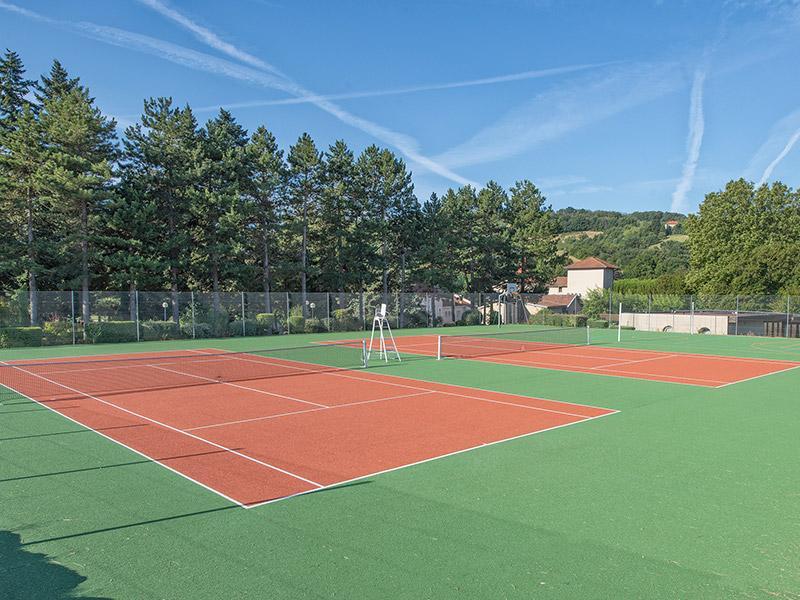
[2,327,800,598]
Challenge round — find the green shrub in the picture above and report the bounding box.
[529,311,587,328]
[141,320,180,341]
[457,309,482,326]
[288,315,305,333]
[331,309,361,331]
[304,318,326,333]
[42,320,73,345]
[620,325,635,330]
[208,310,230,337]
[84,321,137,344]
[588,319,609,328]
[181,322,212,339]
[255,313,276,333]
[0,326,43,348]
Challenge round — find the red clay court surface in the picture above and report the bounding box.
[371,335,800,387]
[0,349,616,507]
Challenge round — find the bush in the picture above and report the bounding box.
[208,310,230,337]
[0,326,43,348]
[529,310,587,328]
[288,315,305,333]
[304,318,326,333]
[84,321,137,344]
[42,320,73,345]
[141,320,181,341]
[255,313,276,333]
[182,322,212,339]
[331,309,361,331]
[588,319,609,328]
[457,309,482,326]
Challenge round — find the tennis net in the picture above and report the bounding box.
[437,326,590,360]
[0,342,366,403]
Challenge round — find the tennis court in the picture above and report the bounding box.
[0,344,615,506]
[370,329,800,387]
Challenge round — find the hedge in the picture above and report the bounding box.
[588,319,609,328]
[287,315,305,332]
[141,320,181,341]
[529,312,587,328]
[304,318,326,333]
[42,320,73,345]
[0,326,43,348]
[84,321,137,343]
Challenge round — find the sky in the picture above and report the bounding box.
[1,0,800,214]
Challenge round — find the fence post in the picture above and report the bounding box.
[647,295,652,332]
[361,291,366,330]
[70,290,76,345]
[690,297,695,335]
[190,292,197,339]
[326,292,331,331]
[617,302,622,342]
[734,295,739,336]
[286,292,290,334]
[787,295,791,338]
[241,291,246,336]
[135,290,140,342]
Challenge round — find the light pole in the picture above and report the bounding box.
[310,302,316,319]
[162,301,169,321]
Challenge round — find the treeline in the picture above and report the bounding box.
[0,51,563,321]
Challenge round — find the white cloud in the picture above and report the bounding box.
[670,68,706,213]
[435,62,685,169]
[746,108,800,186]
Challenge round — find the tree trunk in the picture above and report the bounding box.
[27,192,38,325]
[129,281,136,322]
[81,199,90,324]
[262,223,271,313]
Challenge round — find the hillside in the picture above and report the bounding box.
[555,208,689,278]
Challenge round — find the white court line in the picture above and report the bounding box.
[186,391,431,431]
[713,364,800,388]
[147,363,328,409]
[3,362,324,489]
[189,349,610,419]
[589,354,679,370]
[0,373,248,508]
[243,409,619,509]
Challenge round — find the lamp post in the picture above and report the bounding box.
[310,302,316,319]
[162,301,169,321]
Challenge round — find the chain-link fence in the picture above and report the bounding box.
[0,289,499,347]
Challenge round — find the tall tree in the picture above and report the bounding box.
[121,98,198,321]
[0,49,34,129]
[473,181,511,291]
[194,109,249,312]
[39,88,117,324]
[244,125,285,311]
[287,133,323,314]
[34,59,82,106]
[317,140,357,292]
[441,185,480,290]
[686,179,800,293]
[507,180,562,291]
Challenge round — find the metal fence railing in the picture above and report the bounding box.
[0,290,502,347]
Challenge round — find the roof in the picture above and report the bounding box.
[536,294,577,308]
[549,276,568,287]
[665,219,680,225]
[565,257,618,270]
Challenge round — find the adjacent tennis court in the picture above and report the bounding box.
[0,344,615,506]
[367,329,800,387]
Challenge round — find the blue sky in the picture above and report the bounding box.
[2,0,800,214]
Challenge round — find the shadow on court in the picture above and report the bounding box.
[0,530,111,599]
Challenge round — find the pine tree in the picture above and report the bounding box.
[317,140,357,292]
[39,88,117,325]
[194,109,249,313]
[287,133,323,315]
[121,97,199,321]
[244,125,286,311]
[34,59,83,106]
[0,49,34,129]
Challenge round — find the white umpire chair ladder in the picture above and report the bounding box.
[367,303,401,363]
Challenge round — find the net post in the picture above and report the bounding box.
[362,339,367,368]
[586,323,590,345]
[135,290,140,342]
[617,302,622,343]
[241,291,246,337]
[437,335,442,360]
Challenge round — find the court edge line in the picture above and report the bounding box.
[190,349,610,419]
[389,333,800,365]
[0,379,249,509]
[148,363,329,409]
[4,363,324,489]
[185,391,431,431]
[242,408,620,509]
[713,364,800,388]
